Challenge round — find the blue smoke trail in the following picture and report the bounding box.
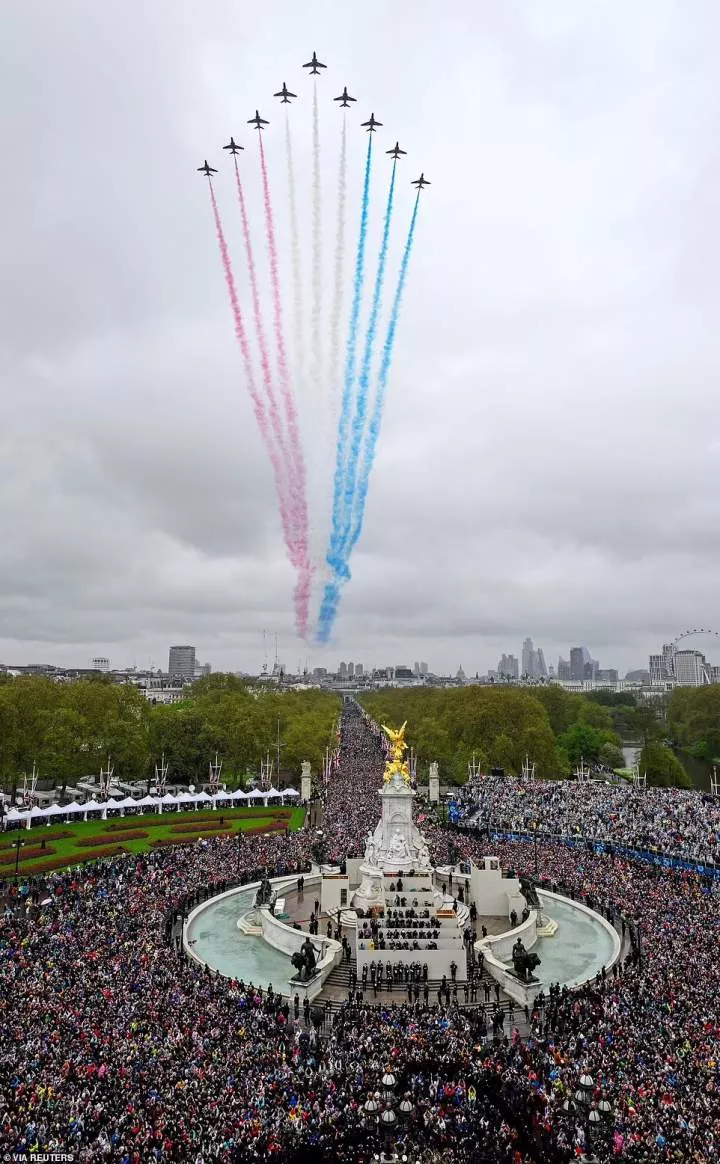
[326,136,372,573]
[348,192,420,555]
[338,161,397,554]
[317,192,421,642]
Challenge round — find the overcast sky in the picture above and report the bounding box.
[2,0,719,677]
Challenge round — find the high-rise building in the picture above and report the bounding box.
[673,650,709,687]
[355,663,364,677]
[557,657,571,680]
[91,657,110,673]
[420,661,429,676]
[168,645,196,680]
[348,662,355,677]
[522,638,535,677]
[570,646,591,681]
[535,648,548,678]
[313,667,328,679]
[596,668,618,683]
[583,659,599,681]
[338,661,348,680]
[498,654,519,679]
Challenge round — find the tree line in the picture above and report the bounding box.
[0,673,340,792]
[360,685,693,788]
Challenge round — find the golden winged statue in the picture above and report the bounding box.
[382,721,411,785]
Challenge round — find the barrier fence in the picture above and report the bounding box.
[447,822,720,882]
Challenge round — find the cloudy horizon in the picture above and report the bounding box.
[2,1,719,678]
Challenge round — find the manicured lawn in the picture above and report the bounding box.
[2,805,306,877]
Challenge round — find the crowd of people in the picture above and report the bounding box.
[0,702,718,1162]
[454,773,720,866]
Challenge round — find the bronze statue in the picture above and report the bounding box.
[519,875,541,911]
[511,938,542,983]
[290,935,321,982]
[254,876,275,909]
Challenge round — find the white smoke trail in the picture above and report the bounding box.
[284,111,304,386]
[328,113,348,418]
[311,80,322,391]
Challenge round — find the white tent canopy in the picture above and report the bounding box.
[283,788,300,797]
[230,789,247,800]
[160,792,179,804]
[136,794,159,808]
[246,788,265,800]
[265,788,282,799]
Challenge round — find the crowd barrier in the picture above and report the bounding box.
[447,822,720,882]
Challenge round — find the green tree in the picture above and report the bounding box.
[639,742,692,788]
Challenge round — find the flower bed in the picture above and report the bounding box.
[150,832,233,847]
[7,845,128,877]
[0,829,72,848]
[75,830,149,847]
[0,845,57,866]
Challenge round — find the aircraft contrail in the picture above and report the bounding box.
[206,180,294,562]
[318,191,421,640]
[349,192,421,555]
[340,159,397,555]
[328,113,348,416]
[311,80,323,395]
[232,156,292,506]
[284,111,305,391]
[324,135,373,583]
[257,135,311,637]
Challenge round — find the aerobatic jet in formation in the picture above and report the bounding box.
[303,52,326,74]
[411,173,431,189]
[334,86,356,107]
[197,160,217,176]
[222,137,243,155]
[247,110,269,130]
[386,142,407,161]
[274,82,297,103]
[361,113,382,133]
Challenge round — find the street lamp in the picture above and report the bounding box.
[13,836,25,881]
[381,1070,397,1102]
[380,1103,397,1157]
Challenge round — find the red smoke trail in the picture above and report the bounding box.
[257,135,311,636]
[207,180,296,588]
[232,158,294,542]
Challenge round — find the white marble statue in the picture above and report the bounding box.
[416,837,430,867]
[390,831,410,859]
[364,832,377,866]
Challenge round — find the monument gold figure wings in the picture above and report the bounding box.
[381,721,411,785]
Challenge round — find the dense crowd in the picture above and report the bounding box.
[0,702,718,1162]
[457,774,720,866]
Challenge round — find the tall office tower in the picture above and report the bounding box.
[583,659,599,680]
[673,650,708,687]
[91,657,110,673]
[420,662,429,676]
[338,661,348,680]
[557,658,571,680]
[348,662,355,677]
[413,662,420,676]
[570,646,591,681]
[498,654,519,679]
[168,645,196,680]
[355,663,364,677]
[522,637,535,677]
[535,648,548,677]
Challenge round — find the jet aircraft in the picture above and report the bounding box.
[303,52,326,74]
[222,137,243,155]
[197,160,217,176]
[386,141,407,161]
[247,110,269,130]
[333,86,356,107]
[411,173,431,189]
[361,113,382,133]
[274,82,297,103]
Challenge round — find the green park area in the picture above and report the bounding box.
[0,805,306,879]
